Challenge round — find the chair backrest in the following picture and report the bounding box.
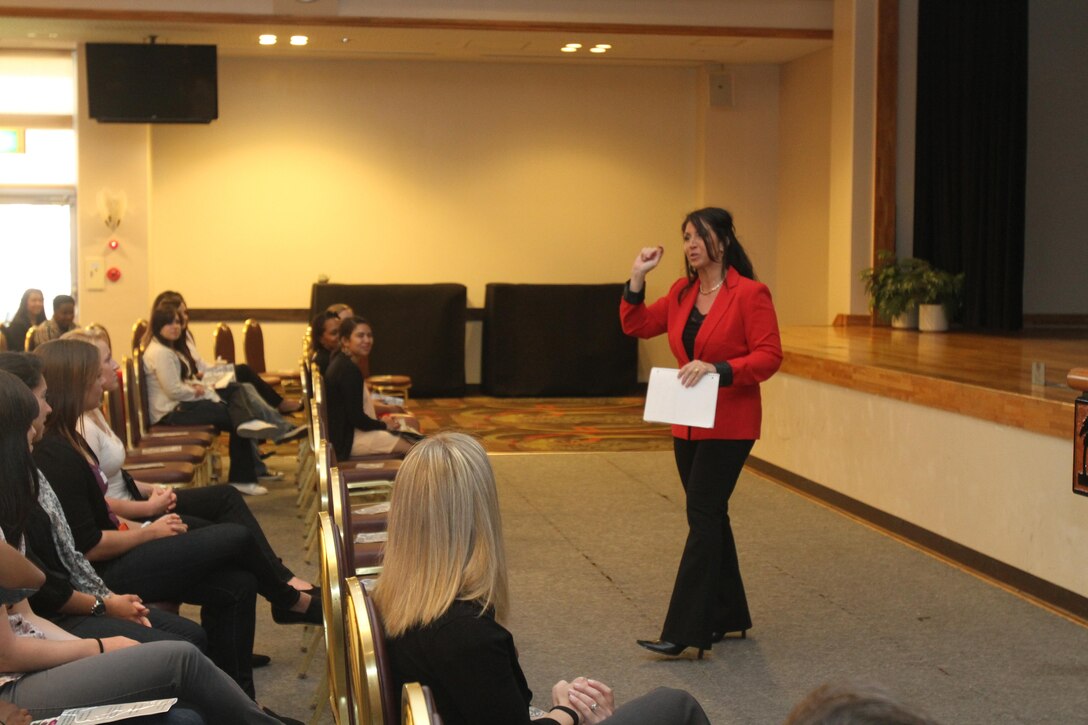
[130,348,155,441]
[130,319,147,353]
[0,322,8,352]
[213,322,235,363]
[346,576,392,725]
[320,512,353,725]
[24,325,37,352]
[401,683,441,725]
[121,355,144,447]
[243,318,267,374]
[103,388,128,445]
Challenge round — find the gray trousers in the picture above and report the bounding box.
[0,641,279,725]
[608,688,712,725]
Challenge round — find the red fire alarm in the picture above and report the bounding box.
[106,267,122,282]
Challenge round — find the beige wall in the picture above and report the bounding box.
[71,41,844,370]
[756,374,1083,598]
[775,48,832,325]
[75,44,152,350]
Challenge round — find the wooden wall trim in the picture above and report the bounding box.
[0,7,833,39]
[872,0,898,262]
[747,456,1088,625]
[188,307,487,323]
[187,308,309,323]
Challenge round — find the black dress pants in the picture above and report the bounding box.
[661,437,754,649]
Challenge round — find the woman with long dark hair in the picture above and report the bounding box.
[621,207,782,658]
[0,370,285,724]
[30,339,321,701]
[4,289,46,351]
[325,316,413,460]
[0,351,205,648]
[142,304,304,494]
[146,291,302,414]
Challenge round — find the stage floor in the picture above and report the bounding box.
[779,325,1087,438]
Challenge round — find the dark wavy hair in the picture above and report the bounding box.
[147,303,199,379]
[681,207,757,286]
[310,311,340,355]
[34,339,100,458]
[11,288,46,328]
[0,352,44,391]
[0,369,42,545]
[337,315,372,342]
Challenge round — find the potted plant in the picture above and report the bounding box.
[859,252,928,328]
[917,266,964,332]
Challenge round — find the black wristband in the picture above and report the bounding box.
[95,637,104,653]
[550,705,580,725]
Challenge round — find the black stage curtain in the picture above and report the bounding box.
[913,0,1027,330]
[482,283,637,397]
[310,284,466,397]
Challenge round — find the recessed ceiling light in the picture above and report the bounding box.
[341,37,351,44]
[259,34,277,45]
[595,44,612,50]
[589,47,607,54]
[561,47,578,53]
[290,35,308,46]
[564,43,582,49]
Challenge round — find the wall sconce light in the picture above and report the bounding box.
[97,189,127,232]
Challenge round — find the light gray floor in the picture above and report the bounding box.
[238,450,1088,724]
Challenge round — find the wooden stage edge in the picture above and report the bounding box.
[778,326,1087,440]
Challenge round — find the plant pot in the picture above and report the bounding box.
[891,308,918,330]
[918,304,948,332]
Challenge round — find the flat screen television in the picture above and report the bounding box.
[86,43,218,123]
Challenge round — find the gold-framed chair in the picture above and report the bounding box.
[243,318,301,387]
[24,325,37,352]
[213,322,235,364]
[345,576,399,725]
[319,512,353,725]
[401,683,441,725]
[0,322,8,352]
[130,318,147,354]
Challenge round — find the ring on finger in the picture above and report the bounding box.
[590,703,599,711]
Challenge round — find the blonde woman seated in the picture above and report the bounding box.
[325,316,413,461]
[374,433,711,725]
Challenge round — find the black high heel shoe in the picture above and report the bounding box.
[711,629,748,643]
[636,639,705,659]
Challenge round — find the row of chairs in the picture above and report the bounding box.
[289,336,439,725]
[128,317,299,389]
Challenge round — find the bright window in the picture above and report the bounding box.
[0,202,74,323]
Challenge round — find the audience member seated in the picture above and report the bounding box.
[142,305,303,496]
[309,310,340,377]
[29,339,322,700]
[57,330,316,595]
[375,432,711,725]
[783,680,938,725]
[0,376,290,724]
[29,294,76,348]
[3,289,46,352]
[0,354,206,650]
[325,316,414,460]
[152,291,301,414]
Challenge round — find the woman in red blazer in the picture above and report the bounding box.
[620,207,782,658]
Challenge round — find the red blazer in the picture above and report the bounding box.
[620,267,782,440]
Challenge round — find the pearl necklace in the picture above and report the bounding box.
[699,278,724,295]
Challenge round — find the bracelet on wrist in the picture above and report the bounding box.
[549,705,579,725]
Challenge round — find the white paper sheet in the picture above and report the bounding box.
[643,367,719,428]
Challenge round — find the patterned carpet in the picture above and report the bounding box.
[409,396,672,453]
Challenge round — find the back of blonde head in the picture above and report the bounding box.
[374,432,508,638]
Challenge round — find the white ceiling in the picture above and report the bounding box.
[0,2,833,66]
